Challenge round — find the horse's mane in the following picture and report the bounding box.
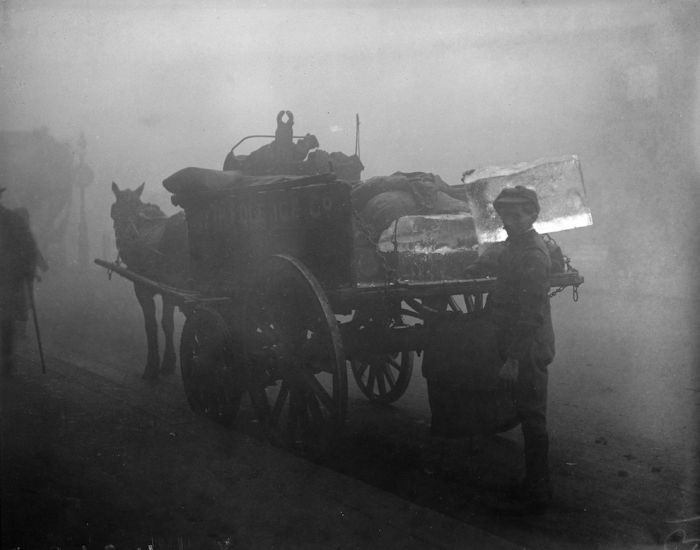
[138,202,167,220]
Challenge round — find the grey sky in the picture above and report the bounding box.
[1,0,698,279]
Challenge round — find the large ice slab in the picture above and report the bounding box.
[462,155,593,243]
[377,213,478,254]
[377,213,479,281]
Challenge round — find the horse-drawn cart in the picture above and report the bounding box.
[97,167,584,451]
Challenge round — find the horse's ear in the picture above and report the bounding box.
[136,182,145,197]
[111,181,120,195]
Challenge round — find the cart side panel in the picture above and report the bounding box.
[185,180,354,291]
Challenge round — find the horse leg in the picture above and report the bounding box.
[135,284,160,381]
[160,296,176,375]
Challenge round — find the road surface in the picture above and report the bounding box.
[2,268,698,549]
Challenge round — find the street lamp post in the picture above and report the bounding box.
[75,132,93,271]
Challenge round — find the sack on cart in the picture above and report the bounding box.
[422,311,518,437]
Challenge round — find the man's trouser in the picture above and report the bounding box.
[1,316,16,372]
[498,336,551,492]
[514,356,549,491]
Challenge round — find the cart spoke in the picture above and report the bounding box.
[272,380,290,423]
[382,362,397,387]
[249,386,271,421]
[306,391,325,426]
[385,355,402,371]
[367,367,377,394]
[376,367,387,395]
[354,361,369,382]
[447,295,462,313]
[287,390,306,443]
[297,368,336,414]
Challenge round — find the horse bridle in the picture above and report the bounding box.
[113,213,164,262]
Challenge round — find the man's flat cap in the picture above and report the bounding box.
[493,185,540,213]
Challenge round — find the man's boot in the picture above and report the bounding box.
[492,434,551,515]
[522,433,552,510]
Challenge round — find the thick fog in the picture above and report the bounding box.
[1,5,698,328]
[3,2,699,297]
[3,2,698,259]
[2,1,699,317]
[3,4,700,542]
[1,0,699,521]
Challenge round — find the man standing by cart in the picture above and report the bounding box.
[1,187,41,377]
[487,185,555,514]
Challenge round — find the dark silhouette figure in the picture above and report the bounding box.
[110,182,189,381]
[1,187,41,376]
[222,111,319,175]
[274,110,295,153]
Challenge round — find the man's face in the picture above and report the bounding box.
[498,204,536,237]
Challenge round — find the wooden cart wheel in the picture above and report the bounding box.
[247,254,347,454]
[351,350,414,404]
[180,306,245,428]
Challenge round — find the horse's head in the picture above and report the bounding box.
[110,181,146,240]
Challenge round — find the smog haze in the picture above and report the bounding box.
[2,2,700,544]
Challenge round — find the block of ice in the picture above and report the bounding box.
[462,155,593,243]
[377,213,478,254]
[377,213,479,281]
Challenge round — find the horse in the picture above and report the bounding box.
[110,182,189,381]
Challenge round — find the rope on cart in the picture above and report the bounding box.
[352,208,399,287]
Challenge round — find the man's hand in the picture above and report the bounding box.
[499,357,519,391]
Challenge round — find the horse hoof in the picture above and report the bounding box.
[142,370,159,382]
[160,362,176,375]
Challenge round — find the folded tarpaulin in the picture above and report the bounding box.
[359,191,422,239]
[354,172,470,238]
[162,166,338,208]
[306,150,364,182]
[351,171,467,212]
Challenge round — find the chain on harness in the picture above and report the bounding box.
[543,233,580,302]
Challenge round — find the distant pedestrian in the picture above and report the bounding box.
[15,207,49,274]
[1,187,42,376]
